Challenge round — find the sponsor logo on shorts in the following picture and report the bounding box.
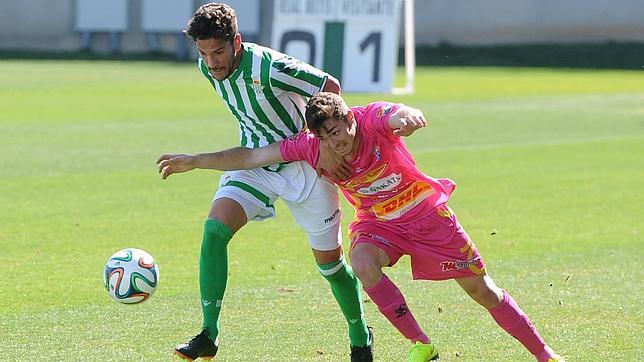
[440,257,481,272]
[367,232,390,245]
[324,208,340,224]
[350,231,391,246]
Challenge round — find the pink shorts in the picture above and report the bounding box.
[350,205,486,280]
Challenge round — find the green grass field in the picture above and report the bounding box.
[1,60,642,361]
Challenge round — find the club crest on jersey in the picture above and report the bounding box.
[374,146,381,161]
[251,79,262,94]
[376,105,393,117]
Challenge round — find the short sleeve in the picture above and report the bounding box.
[362,101,404,139]
[270,56,328,97]
[279,131,321,168]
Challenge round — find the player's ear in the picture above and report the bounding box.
[233,33,242,52]
[346,111,355,125]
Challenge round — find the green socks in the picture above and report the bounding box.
[319,256,370,347]
[199,219,233,341]
[199,219,368,347]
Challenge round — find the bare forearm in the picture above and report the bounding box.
[195,143,285,171]
[158,143,286,180]
[193,148,256,171]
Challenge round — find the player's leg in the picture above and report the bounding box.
[438,203,562,361]
[200,198,246,337]
[351,242,432,348]
[176,170,278,360]
[455,263,562,361]
[312,239,368,344]
[285,173,371,357]
[307,227,372,351]
[454,272,502,308]
[312,243,373,361]
[174,197,244,360]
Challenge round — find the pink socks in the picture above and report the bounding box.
[364,275,429,343]
[489,291,556,361]
[367,277,557,360]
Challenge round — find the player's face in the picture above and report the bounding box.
[196,34,242,81]
[316,114,358,158]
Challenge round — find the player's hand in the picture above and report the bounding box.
[316,142,352,180]
[156,154,197,179]
[393,113,427,137]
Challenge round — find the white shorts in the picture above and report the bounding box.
[214,161,342,251]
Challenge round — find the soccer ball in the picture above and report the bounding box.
[103,248,159,304]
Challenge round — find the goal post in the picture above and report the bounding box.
[392,0,416,95]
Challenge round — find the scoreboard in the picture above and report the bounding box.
[271,0,402,93]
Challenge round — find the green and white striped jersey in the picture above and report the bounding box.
[198,42,329,148]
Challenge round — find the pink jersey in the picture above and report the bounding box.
[280,101,456,226]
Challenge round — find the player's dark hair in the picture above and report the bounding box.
[305,92,350,134]
[185,3,238,42]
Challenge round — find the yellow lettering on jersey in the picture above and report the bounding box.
[372,181,435,219]
[344,162,388,189]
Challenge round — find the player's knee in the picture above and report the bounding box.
[468,283,502,309]
[208,198,248,233]
[201,218,233,251]
[350,253,382,287]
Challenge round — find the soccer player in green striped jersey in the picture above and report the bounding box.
[166,3,372,361]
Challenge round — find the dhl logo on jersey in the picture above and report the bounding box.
[344,162,388,189]
[372,181,435,220]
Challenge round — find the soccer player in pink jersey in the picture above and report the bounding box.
[158,93,564,362]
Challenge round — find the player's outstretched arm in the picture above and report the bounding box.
[157,142,285,179]
[388,105,427,137]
